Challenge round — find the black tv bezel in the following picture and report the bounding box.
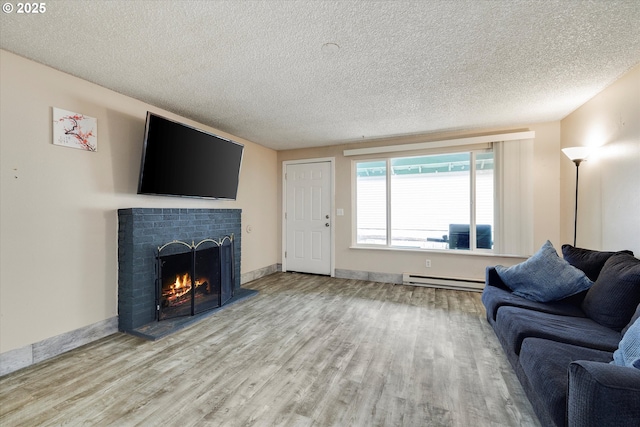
[137,112,244,201]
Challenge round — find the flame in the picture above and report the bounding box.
[162,273,210,306]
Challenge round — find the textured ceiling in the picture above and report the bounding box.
[1,1,639,150]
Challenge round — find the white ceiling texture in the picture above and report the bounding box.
[1,0,639,150]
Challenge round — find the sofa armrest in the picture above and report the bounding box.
[485,266,510,291]
[567,360,640,427]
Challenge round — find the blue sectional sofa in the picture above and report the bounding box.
[482,244,640,427]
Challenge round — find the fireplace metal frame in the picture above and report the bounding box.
[156,234,235,321]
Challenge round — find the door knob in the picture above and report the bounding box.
[326,214,330,219]
[325,223,330,227]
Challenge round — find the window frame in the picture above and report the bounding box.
[353,147,495,253]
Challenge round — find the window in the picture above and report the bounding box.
[355,150,494,251]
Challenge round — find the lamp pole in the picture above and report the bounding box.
[562,147,590,247]
[572,159,583,247]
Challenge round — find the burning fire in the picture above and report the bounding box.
[169,273,191,299]
[163,273,210,305]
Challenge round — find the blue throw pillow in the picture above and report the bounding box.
[612,317,640,369]
[496,240,593,302]
[622,305,640,337]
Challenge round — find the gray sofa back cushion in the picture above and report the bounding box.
[562,245,633,282]
[582,252,640,331]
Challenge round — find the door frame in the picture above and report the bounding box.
[282,157,336,276]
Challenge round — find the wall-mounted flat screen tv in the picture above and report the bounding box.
[138,112,244,200]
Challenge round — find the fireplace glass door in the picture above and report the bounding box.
[156,237,234,322]
[193,246,221,315]
[158,251,194,320]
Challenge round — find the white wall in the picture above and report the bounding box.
[278,121,562,281]
[560,65,640,255]
[276,67,639,283]
[0,50,279,353]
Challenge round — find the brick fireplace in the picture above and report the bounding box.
[117,208,256,340]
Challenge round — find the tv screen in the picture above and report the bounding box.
[138,112,244,200]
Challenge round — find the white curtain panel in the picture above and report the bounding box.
[493,139,534,256]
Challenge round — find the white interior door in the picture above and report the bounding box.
[284,161,332,275]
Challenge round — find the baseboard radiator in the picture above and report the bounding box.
[402,273,484,292]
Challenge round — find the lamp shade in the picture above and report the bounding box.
[562,146,591,162]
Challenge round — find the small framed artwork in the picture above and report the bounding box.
[53,107,97,152]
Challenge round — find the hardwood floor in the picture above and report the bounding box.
[0,273,540,426]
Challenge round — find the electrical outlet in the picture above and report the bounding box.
[425,259,431,268]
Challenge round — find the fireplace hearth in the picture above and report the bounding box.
[117,208,257,340]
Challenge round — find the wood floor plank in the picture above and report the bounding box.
[0,272,540,427]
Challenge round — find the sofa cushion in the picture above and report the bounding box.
[562,244,633,282]
[495,306,621,356]
[581,252,640,331]
[568,360,640,427]
[496,241,593,302]
[612,317,640,368]
[519,338,612,427]
[482,284,586,323]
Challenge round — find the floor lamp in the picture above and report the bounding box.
[562,147,591,246]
